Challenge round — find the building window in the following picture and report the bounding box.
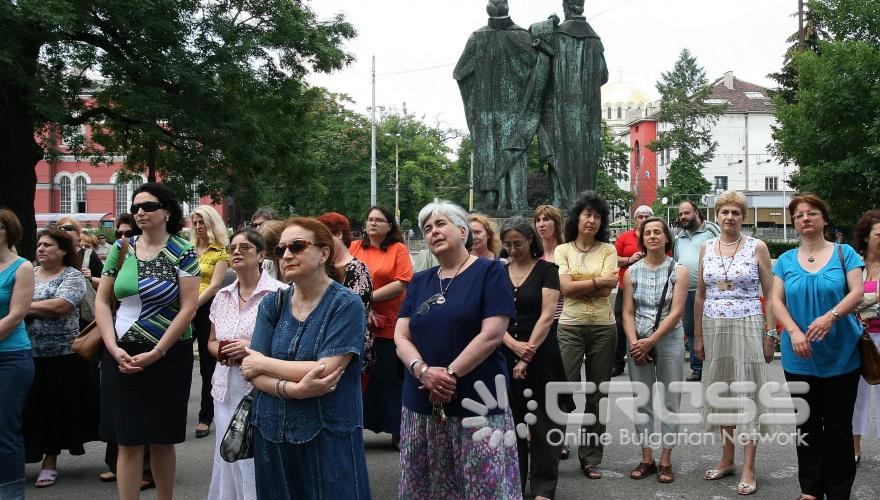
[714,176,728,192]
[60,177,71,214]
[765,176,779,191]
[75,176,87,213]
[616,107,622,119]
[607,107,612,120]
[115,177,144,216]
[660,179,667,188]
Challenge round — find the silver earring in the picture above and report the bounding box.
[165,216,170,222]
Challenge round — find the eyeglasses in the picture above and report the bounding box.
[58,224,77,232]
[417,293,446,316]
[115,230,134,239]
[274,240,320,258]
[227,243,256,254]
[501,240,527,249]
[793,211,821,221]
[635,214,651,219]
[366,217,388,224]
[130,202,164,214]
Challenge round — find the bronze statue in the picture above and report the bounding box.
[454,0,534,212]
[505,0,609,210]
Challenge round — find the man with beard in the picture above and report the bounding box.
[673,200,719,381]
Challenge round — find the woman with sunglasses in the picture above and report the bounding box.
[206,229,286,500]
[0,209,35,500]
[395,200,519,498]
[55,217,103,290]
[189,205,230,439]
[241,218,369,499]
[770,194,864,500]
[95,182,200,500]
[350,205,413,448]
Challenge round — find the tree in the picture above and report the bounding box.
[772,0,880,224]
[596,122,633,214]
[648,49,726,215]
[0,0,355,258]
[767,3,827,105]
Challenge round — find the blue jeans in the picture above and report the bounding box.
[681,291,703,374]
[0,349,34,500]
[253,427,371,500]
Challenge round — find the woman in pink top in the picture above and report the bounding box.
[350,205,413,448]
[852,210,880,464]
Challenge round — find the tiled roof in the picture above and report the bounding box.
[707,74,775,113]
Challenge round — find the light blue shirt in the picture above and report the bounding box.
[673,221,720,291]
[772,244,863,377]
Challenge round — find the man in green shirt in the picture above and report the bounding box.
[673,200,719,381]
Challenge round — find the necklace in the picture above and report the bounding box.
[573,239,597,254]
[719,234,743,246]
[800,242,827,263]
[435,255,471,303]
[238,288,250,302]
[508,261,536,287]
[717,237,743,291]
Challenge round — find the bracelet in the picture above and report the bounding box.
[408,358,424,375]
[830,308,841,321]
[417,364,429,382]
[280,380,290,400]
[275,379,290,400]
[764,329,779,339]
[153,346,167,357]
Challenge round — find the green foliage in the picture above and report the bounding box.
[768,3,827,105]
[762,239,799,259]
[648,49,725,215]
[597,122,633,214]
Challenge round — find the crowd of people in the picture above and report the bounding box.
[0,187,876,500]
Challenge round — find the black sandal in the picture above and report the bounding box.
[582,464,602,479]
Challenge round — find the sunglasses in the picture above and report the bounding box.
[130,201,164,214]
[58,224,77,232]
[417,293,446,316]
[115,230,134,239]
[274,240,320,259]
[227,243,256,253]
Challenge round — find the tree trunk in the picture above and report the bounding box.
[0,43,44,260]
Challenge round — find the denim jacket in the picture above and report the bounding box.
[250,281,365,443]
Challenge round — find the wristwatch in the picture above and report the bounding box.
[446,367,458,379]
[830,308,841,321]
[764,329,779,340]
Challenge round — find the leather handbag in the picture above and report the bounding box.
[220,389,256,462]
[837,245,880,384]
[73,238,129,360]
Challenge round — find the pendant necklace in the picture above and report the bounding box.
[801,242,825,263]
[435,255,471,304]
[717,236,742,291]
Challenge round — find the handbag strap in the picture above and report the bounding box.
[652,260,676,333]
[109,238,130,310]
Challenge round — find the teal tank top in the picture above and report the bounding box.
[0,257,31,352]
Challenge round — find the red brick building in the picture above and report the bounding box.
[626,118,658,211]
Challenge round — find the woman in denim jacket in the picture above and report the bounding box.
[241,217,369,500]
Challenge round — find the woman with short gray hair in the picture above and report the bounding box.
[396,200,520,497]
[500,217,566,499]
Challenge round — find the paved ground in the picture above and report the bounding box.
[25,362,880,499]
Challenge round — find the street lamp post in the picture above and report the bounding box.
[394,134,400,221]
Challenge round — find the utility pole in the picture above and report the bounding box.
[468,151,474,211]
[798,0,805,52]
[394,136,400,220]
[370,55,377,206]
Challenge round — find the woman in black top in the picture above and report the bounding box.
[500,217,566,500]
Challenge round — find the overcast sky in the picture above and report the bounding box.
[309,0,798,132]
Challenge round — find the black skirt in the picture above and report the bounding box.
[23,353,99,460]
[362,337,403,435]
[100,340,193,445]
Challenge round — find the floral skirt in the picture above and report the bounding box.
[398,407,522,499]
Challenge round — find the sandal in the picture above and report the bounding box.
[98,471,116,482]
[35,469,58,488]
[141,479,156,491]
[629,461,657,479]
[704,465,735,480]
[582,464,602,479]
[737,480,757,495]
[560,445,570,460]
[657,464,674,483]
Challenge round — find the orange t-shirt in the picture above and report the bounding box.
[349,240,413,339]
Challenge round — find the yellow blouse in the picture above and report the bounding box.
[554,241,618,326]
[197,243,229,295]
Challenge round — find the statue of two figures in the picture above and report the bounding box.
[454,0,609,213]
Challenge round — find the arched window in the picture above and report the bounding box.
[617,107,622,119]
[75,176,87,213]
[114,175,144,217]
[607,107,612,119]
[60,177,72,213]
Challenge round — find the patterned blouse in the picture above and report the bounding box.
[102,235,201,344]
[629,257,684,338]
[343,258,375,371]
[702,236,763,318]
[209,270,287,403]
[197,242,229,295]
[27,266,86,357]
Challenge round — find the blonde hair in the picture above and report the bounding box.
[80,233,99,248]
[55,217,82,233]
[189,205,229,247]
[714,190,748,215]
[469,213,501,255]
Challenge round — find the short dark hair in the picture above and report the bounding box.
[637,217,674,254]
[853,210,880,256]
[0,208,23,249]
[131,183,185,234]
[230,228,267,253]
[500,216,543,259]
[564,190,611,243]
[38,228,78,268]
[251,207,278,222]
[360,205,404,250]
[679,199,703,222]
[788,194,831,227]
